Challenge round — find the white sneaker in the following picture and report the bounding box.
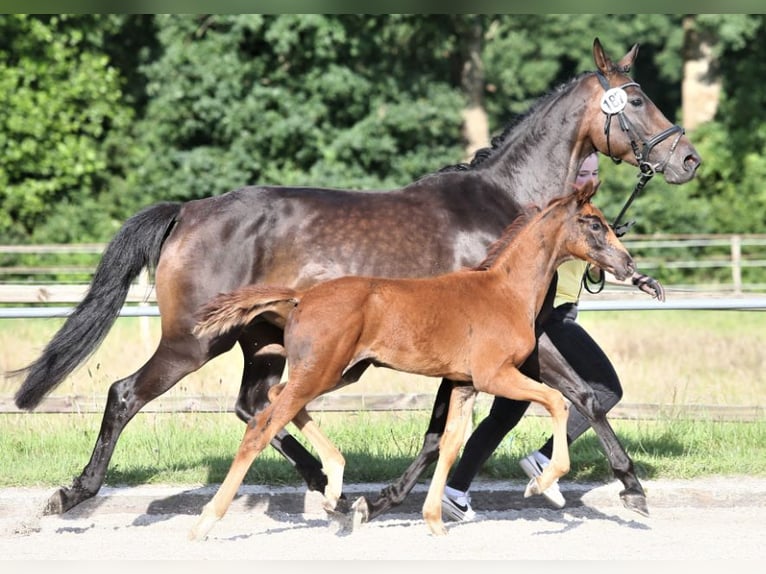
[519,451,566,509]
[441,486,476,522]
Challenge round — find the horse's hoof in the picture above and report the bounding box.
[524,477,541,498]
[332,495,353,515]
[620,492,650,517]
[43,488,68,515]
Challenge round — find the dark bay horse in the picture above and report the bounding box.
[187,179,635,539]
[10,38,700,518]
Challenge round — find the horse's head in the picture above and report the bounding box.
[564,179,635,281]
[583,37,701,184]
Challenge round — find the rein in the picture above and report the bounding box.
[583,71,685,295]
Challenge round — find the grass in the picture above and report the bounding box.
[1,309,765,488]
[1,410,764,489]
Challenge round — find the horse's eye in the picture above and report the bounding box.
[590,221,602,232]
[630,98,643,107]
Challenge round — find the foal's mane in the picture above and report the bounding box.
[439,72,590,173]
[472,193,575,271]
[473,208,537,271]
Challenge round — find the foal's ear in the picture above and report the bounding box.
[575,179,600,205]
[593,37,638,74]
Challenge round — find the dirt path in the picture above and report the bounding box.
[1,477,764,560]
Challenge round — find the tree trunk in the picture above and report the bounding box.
[458,17,490,161]
[682,15,721,131]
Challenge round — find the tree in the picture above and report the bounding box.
[0,15,133,243]
[116,15,467,212]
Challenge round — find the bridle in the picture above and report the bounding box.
[584,70,686,294]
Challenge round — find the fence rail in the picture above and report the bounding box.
[2,234,766,291]
[1,394,762,422]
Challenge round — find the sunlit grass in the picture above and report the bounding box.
[1,410,764,488]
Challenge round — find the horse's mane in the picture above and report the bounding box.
[439,72,591,173]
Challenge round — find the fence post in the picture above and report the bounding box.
[137,269,153,353]
[731,235,742,294]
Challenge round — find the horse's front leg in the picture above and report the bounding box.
[422,384,476,536]
[537,333,648,516]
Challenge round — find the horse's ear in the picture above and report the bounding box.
[616,43,639,73]
[593,37,610,74]
[594,37,639,74]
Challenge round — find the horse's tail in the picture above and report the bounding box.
[12,202,182,410]
[194,285,299,338]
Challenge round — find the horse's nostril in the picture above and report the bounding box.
[685,154,702,172]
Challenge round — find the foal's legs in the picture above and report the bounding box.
[536,333,648,515]
[267,382,346,511]
[44,340,212,515]
[359,378,453,521]
[234,323,328,493]
[189,381,318,541]
[475,364,570,499]
[421,384,476,536]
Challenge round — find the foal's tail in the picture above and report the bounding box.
[12,202,182,410]
[193,285,299,338]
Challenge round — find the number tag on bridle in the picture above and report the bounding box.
[601,87,628,114]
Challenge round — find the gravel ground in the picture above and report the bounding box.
[1,476,765,561]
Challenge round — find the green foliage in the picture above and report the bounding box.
[680,15,766,234]
[0,15,133,243]
[119,14,465,210]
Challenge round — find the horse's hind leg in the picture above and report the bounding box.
[234,324,328,493]
[537,333,647,516]
[44,341,209,515]
[358,377,453,522]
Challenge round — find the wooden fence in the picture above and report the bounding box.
[1,394,763,422]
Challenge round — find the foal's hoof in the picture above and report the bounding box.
[351,497,370,528]
[425,519,448,537]
[620,492,650,517]
[524,477,542,498]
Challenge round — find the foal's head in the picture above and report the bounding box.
[560,179,635,281]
